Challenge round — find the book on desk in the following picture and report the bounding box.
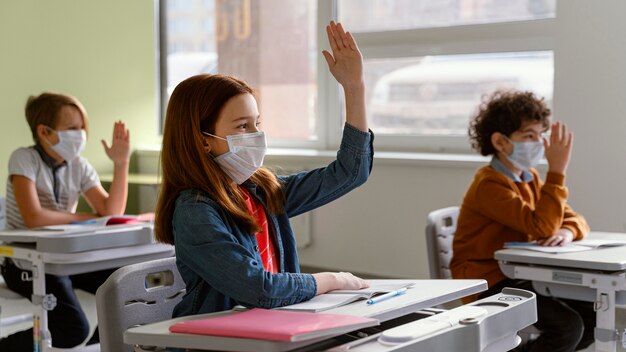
[276,280,415,312]
[169,308,379,342]
[504,238,626,254]
[32,213,155,231]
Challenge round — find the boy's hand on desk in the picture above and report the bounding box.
[101,120,130,165]
[537,228,574,246]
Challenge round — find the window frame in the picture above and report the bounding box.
[158,0,556,153]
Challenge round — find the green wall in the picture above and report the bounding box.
[0,0,160,197]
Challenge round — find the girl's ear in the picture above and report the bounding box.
[202,135,212,154]
[491,132,509,154]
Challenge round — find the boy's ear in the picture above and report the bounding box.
[36,124,50,141]
[491,132,508,153]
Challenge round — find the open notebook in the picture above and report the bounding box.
[276,280,415,312]
[504,238,626,254]
[169,308,379,342]
[34,213,154,231]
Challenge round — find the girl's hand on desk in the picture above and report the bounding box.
[101,120,130,166]
[312,271,369,295]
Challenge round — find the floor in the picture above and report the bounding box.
[0,273,623,351]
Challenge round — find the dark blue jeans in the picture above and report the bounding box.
[0,259,116,352]
[481,278,596,352]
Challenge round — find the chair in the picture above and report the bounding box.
[425,206,541,343]
[0,196,5,230]
[96,257,185,352]
[425,206,459,280]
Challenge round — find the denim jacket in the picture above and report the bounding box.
[171,123,373,318]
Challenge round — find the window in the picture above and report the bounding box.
[160,0,319,147]
[366,52,553,136]
[340,0,556,152]
[161,0,556,152]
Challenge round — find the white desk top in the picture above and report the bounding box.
[124,279,487,352]
[495,232,626,271]
[326,279,486,322]
[0,225,174,275]
[0,223,155,253]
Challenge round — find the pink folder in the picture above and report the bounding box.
[169,308,379,342]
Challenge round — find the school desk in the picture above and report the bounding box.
[0,224,174,352]
[124,280,538,351]
[496,231,626,352]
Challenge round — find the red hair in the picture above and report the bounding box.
[155,74,284,245]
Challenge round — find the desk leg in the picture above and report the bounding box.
[594,289,617,352]
[30,254,52,352]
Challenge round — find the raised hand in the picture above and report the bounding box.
[544,121,573,175]
[101,120,130,165]
[322,21,364,90]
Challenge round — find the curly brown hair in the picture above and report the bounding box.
[469,90,551,156]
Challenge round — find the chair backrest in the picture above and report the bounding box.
[96,257,185,352]
[0,196,6,230]
[425,206,460,279]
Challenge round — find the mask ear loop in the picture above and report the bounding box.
[201,131,227,141]
[201,131,231,156]
[41,126,60,146]
[497,133,515,157]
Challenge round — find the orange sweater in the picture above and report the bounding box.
[450,165,589,301]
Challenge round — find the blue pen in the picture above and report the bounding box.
[504,241,537,247]
[366,287,408,305]
[70,219,97,225]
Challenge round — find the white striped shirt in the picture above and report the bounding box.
[6,146,100,229]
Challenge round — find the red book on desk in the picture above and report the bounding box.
[169,308,378,342]
[105,213,155,225]
[66,213,155,226]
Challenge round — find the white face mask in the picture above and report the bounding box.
[203,131,267,184]
[506,138,544,171]
[46,127,86,161]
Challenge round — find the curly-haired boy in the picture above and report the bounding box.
[451,90,595,351]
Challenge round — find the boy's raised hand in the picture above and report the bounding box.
[544,121,573,175]
[322,21,364,90]
[101,120,130,166]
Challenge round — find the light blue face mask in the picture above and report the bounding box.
[505,137,544,171]
[45,127,86,161]
[202,131,267,184]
